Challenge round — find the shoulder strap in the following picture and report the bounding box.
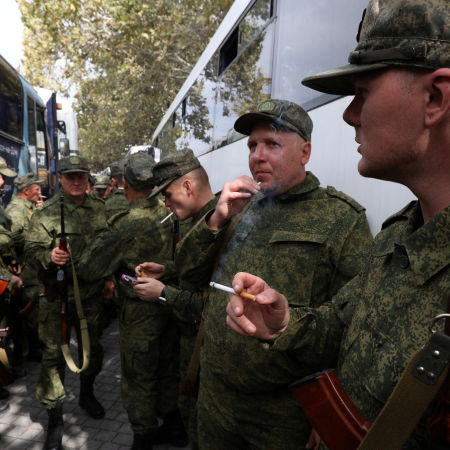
[184,201,253,390]
[61,256,90,373]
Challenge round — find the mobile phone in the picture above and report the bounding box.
[122,274,139,285]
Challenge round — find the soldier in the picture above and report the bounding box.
[6,173,45,362]
[133,148,219,449]
[77,152,177,450]
[94,174,112,200]
[86,175,95,195]
[25,155,112,450]
[142,100,374,449]
[225,1,450,449]
[106,159,129,219]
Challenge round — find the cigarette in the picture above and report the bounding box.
[209,282,256,301]
[257,182,261,185]
[161,212,174,223]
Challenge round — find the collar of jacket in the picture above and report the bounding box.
[12,195,34,210]
[129,196,158,209]
[62,192,91,213]
[251,171,320,203]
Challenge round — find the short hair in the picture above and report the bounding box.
[175,166,210,189]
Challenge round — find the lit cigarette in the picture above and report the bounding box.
[257,182,261,185]
[209,282,256,301]
[161,212,174,223]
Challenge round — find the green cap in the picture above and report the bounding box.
[94,174,111,189]
[302,0,450,95]
[234,99,313,142]
[149,149,201,198]
[110,160,124,178]
[124,152,156,191]
[0,157,17,178]
[58,155,90,174]
[14,173,44,191]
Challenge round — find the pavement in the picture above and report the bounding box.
[0,318,191,450]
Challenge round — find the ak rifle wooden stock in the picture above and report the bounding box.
[291,369,371,450]
[59,196,69,346]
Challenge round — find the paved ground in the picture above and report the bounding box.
[0,319,191,450]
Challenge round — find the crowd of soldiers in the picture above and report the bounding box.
[1,0,450,449]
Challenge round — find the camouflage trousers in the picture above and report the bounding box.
[36,295,104,409]
[197,367,312,450]
[120,313,179,435]
[179,334,199,450]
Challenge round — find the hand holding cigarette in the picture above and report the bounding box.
[207,175,260,230]
[135,262,166,279]
[225,272,290,340]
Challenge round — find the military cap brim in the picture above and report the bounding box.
[94,183,109,189]
[0,167,18,177]
[148,177,176,199]
[302,62,390,96]
[60,168,90,174]
[234,112,311,142]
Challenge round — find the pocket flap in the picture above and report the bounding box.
[269,231,327,244]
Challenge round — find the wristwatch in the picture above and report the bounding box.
[158,286,168,305]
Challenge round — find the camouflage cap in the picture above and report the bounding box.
[149,148,201,198]
[88,175,95,186]
[234,99,313,142]
[124,152,156,191]
[110,160,124,178]
[58,155,90,174]
[0,157,17,178]
[14,173,44,191]
[302,0,450,95]
[94,174,111,189]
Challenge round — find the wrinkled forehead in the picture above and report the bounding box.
[248,121,304,145]
[61,172,89,179]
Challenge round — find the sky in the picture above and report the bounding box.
[0,0,24,71]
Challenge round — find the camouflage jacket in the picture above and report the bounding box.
[105,188,129,219]
[175,172,373,392]
[24,192,109,301]
[164,195,220,336]
[0,205,16,263]
[77,196,173,350]
[273,200,450,449]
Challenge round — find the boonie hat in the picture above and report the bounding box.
[234,99,313,142]
[14,173,44,191]
[302,0,450,96]
[149,149,201,198]
[0,157,17,178]
[94,175,111,189]
[124,153,156,191]
[58,156,90,174]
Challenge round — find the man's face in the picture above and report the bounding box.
[59,172,88,200]
[24,183,42,203]
[162,179,196,221]
[343,68,427,183]
[248,122,310,196]
[0,174,5,190]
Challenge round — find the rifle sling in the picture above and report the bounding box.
[357,331,450,450]
[61,258,91,374]
[185,202,252,387]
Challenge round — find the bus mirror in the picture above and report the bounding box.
[59,138,70,157]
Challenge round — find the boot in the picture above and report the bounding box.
[131,432,153,450]
[78,376,105,419]
[44,401,63,450]
[0,401,9,415]
[152,409,188,447]
[0,386,10,400]
[9,366,27,379]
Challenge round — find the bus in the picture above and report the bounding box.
[0,55,73,205]
[151,0,416,234]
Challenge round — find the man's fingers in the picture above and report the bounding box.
[232,272,268,295]
[225,314,256,337]
[226,302,256,335]
[228,293,245,316]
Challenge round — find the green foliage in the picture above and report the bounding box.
[18,0,233,170]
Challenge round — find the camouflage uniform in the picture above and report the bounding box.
[24,162,108,409]
[175,171,373,449]
[6,175,44,337]
[77,152,177,436]
[105,189,128,219]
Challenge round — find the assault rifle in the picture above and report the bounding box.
[0,327,14,387]
[58,196,69,346]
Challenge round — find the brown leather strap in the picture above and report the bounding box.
[184,202,252,388]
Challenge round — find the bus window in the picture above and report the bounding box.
[27,96,37,146]
[238,0,273,53]
[36,107,48,182]
[0,57,23,141]
[214,24,274,150]
[272,0,367,111]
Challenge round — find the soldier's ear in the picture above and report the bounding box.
[425,68,450,128]
[184,180,192,197]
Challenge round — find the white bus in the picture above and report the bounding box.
[151,0,415,234]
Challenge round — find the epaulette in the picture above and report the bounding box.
[38,193,59,211]
[381,200,416,230]
[107,209,129,226]
[326,186,365,213]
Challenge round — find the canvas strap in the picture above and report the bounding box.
[61,257,90,373]
[185,202,252,387]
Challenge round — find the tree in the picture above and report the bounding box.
[18,0,233,170]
